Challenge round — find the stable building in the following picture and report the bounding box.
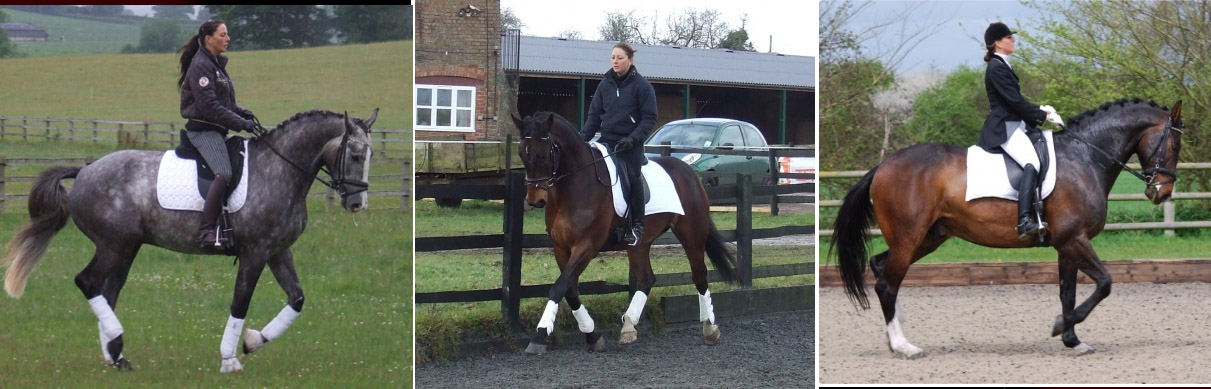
[503,34,814,146]
[1,23,48,42]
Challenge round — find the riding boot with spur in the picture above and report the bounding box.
[197,175,230,248]
[625,184,645,246]
[1016,165,1043,240]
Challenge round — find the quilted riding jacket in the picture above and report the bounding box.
[180,47,251,136]
[580,65,659,145]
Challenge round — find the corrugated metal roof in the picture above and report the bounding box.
[513,35,813,91]
[0,23,45,32]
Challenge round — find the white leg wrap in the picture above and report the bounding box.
[698,290,716,324]
[571,305,595,333]
[260,305,300,342]
[623,291,648,324]
[98,322,117,364]
[536,300,558,333]
[88,296,124,340]
[220,316,245,359]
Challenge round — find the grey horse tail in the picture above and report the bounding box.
[3,166,79,298]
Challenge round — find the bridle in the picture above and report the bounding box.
[1063,115,1182,192]
[521,135,617,190]
[251,117,369,199]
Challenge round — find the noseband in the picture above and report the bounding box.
[252,118,369,200]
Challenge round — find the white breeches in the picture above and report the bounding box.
[1002,121,1040,169]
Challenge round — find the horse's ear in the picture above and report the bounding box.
[511,113,524,131]
[543,114,555,132]
[1171,100,1183,122]
[343,111,356,135]
[363,108,379,130]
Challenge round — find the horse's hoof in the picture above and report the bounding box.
[524,342,547,355]
[893,344,926,360]
[220,357,243,373]
[243,329,266,354]
[1051,315,1064,337]
[110,358,134,371]
[587,333,605,352]
[702,322,721,345]
[1072,343,1095,356]
[619,329,638,344]
[903,350,926,360]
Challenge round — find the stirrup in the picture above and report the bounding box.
[1016,218,1043,240]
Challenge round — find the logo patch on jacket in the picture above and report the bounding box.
[199,76,210,87]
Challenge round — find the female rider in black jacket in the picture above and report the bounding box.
[178,19,256,248]
[579,42,659,245]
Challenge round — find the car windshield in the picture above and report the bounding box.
[645,123,717,147]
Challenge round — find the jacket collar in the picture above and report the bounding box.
[604,65,638,86]
[198,46,229,70]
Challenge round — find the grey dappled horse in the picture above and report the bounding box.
[2,109,377,373]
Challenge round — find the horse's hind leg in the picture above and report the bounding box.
[620,244,656,345]
[243,249,304,355]
[674,221,720,345]
[75,244,139,370]
[874,231,948,359]
[1053,239,1110,356]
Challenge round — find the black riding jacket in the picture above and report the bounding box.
[579,65,659,145]
[180,47,251,136]
[978,55,1047,151]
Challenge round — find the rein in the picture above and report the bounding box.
[1060,116,1182,190]
[523,136,619,188]
[250,117,368,199]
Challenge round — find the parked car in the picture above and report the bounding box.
[643,118,773,187]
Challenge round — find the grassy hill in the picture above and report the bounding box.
[0,40,412,130]
[2,8,140,57]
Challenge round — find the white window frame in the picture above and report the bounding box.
[415,84,477,132]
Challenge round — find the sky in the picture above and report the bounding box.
[842,1,1045,72]
[500,0,818,57]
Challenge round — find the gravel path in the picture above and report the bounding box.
[417,311,815,388]
[819,283,1211,385]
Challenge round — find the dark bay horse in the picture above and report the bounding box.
[512,112,739,354]
[3,109,377,372]
[832,99,1183,358]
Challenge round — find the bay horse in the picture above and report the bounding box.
[512,112,740,354]
[2,109,377,372]
[832,98,1183,358]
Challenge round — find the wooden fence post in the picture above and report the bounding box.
[92,121,98,144]
[501,170,525,331]
[326,187,336,209]
[22,118,28,141]
[1164,199,1176,237]
[143,123,150,145]
[1,118,5,140]
[401,159,412,210]
[768,148,780,216]
[0,157,6,213]
[45,119,50,140]
[69,120,75,142]
[736,173,753,287]
[661,141,672,157]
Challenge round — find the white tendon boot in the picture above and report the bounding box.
[88,296,125,366]
[220,316,245,373]
[619,291,647,344]
[244,305,300,354]
[699,290,721,345]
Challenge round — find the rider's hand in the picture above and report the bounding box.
[1046,111,1064,127]
[615,137,635,152]
[1040,105,1057,115]
[241,119,257,132]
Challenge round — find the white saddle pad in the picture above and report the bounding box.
[156,141,250,212]
[965,130,1057,201]
[590,142,685,218]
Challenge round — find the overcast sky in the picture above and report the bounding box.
[500,0,818,57]
[841,1,1045,72]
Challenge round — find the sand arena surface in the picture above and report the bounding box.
[818,282,1211,385]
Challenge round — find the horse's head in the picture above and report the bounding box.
[512,113,560,208]
[1138,101,1183,204]
[326,108,378,212]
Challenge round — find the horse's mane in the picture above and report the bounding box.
[1066,98,1168,132]
[267,110,346,133]
[529,111,579,139]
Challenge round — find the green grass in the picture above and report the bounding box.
[3,8,140,57]
[0,202,412,386]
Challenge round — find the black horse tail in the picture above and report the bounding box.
[3,166,78,298]
[830,165,879,309]
[705,220,740,284]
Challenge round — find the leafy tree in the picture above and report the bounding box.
[81,5,123,17]
[208,5,333,50]
[153,5,195,20]
[718,27,754,51]
[659,8,729,48]
[335,5,411,43]
[901,65,986,148]
[501,7,524,33]
[122,18,185,54]
[598,10,652,44]
[0,9,20,59]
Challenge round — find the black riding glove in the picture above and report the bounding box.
[241,119,257,133]
[615,137,635,152]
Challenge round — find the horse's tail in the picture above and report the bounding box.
[705,220,741,284]
[4,166,78,298]
[830,165,879,310]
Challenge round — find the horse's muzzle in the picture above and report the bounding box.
[529,199,547,208]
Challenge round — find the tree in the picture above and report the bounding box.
[598,10,652,44]
[659,8,729,48]
[501,7,524,33]
[208,5,333,50]
[718,28,754,51]
[0,9,20,59]
[81,5,123,17]
[196,7,213,21]
[900,66,985,148]
[122,18,185,54]
[556,29,583,40]
[1016,0,1211,193]
[153,5,195,20]
[335,5,411,43]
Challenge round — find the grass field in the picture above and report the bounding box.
[3,8,140,57]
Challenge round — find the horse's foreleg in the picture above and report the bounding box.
[1054,240,1108,356]
[526,245,595,355]
[620,244,655,345]
[219,258,266,373]
[566,281,604,352]
[243,249,303,355]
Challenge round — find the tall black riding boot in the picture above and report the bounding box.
[197,175,230,248]
[625,179,645,246]
[1016,165,1042,240]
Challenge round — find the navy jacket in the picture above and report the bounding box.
[579,65,659,144]
[979,55,1046,151]
[180,47,251,136]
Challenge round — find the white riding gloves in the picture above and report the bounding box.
[1040,105,1064,127]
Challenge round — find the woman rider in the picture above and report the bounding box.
[178,19,257,248]
[979,22,1064,240]
[579,42,659,246]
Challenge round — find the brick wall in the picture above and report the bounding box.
[416,0,503,141]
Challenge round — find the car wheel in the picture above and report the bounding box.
[703,175,719,188]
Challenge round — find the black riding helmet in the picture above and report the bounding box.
[984,22,1014,46]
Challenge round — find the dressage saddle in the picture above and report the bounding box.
[175,129,247,200]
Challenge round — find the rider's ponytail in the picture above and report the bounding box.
[177,19,225,90]
[983,44,995,62]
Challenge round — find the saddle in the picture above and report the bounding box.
[176,130,247,200]
[994,128,1050,194]
[614,155,651,206]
